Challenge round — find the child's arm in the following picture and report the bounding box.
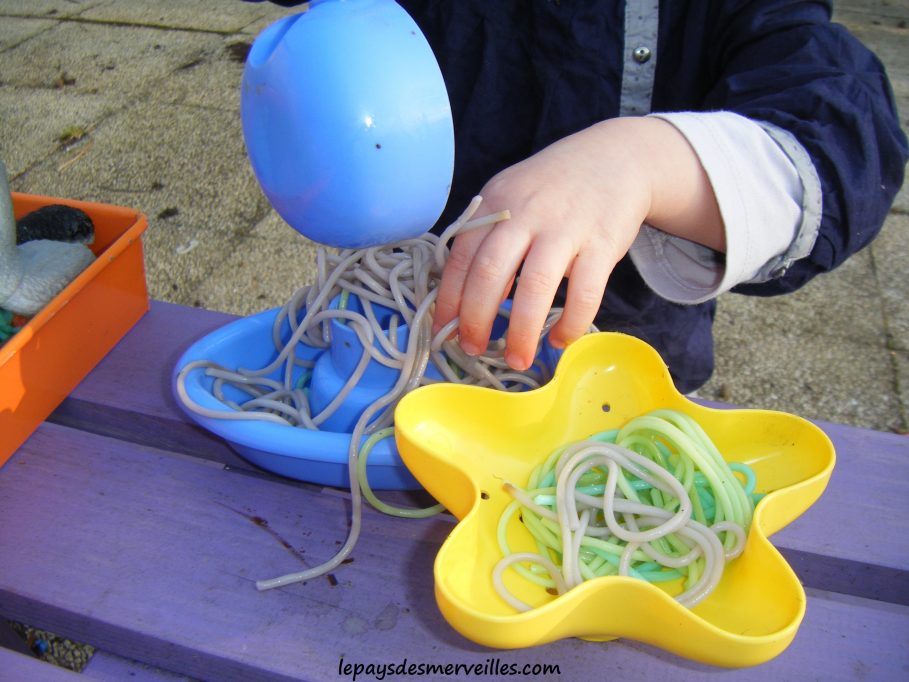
[432,115,725,371]
[433,2,908,373]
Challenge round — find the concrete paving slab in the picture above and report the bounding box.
[0,0,105,19]
[709,248,887,348]
[894,349,909,431]
[248,207,300,241]
[701,311,904,432]
[239,5,302,37]
[0,16,55,52]
[147,35,249,112]
[0,20,224,104]
[835,0,909,20]
[10,102,267,306]
[0,87,113,177]
[78,0,274,34]
[701,213,905,432]
[193,211,322,316]
[870,212,909,351]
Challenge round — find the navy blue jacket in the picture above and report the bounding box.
[398,0,908,391]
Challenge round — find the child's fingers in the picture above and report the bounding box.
[548,246,612,348]
[455,223,530,357]
[504,234,575,370]
[432,228,485,335]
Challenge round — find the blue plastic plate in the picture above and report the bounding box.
[173,307,420,490]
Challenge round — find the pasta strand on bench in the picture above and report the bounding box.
[175,197,587,590]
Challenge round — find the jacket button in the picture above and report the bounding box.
[633,46,652,63]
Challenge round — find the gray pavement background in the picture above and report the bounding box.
[1,0,907,433]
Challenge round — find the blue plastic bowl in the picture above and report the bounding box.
[241,0,454,248]
[173,299,562,489]
[173,306,421,490]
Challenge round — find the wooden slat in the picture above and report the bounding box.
[82,651,192,681]
[780,548,909,606]
[64,300,235,422]
[686,400,909,584]
[49,301,909,596]
[772,420,909,602]
[48,301,244,468]
[1,424,907,681]
[50,397,249,470]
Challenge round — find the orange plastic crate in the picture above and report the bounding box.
[0,193,149,467]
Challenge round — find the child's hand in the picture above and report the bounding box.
[432,116,724,371]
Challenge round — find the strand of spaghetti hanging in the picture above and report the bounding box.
[493,410,759,610]
[175,197,562,430]
[251,198,558,591]
[174,196,597,590]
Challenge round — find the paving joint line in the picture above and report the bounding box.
[867,237,909,432]
[0,13,265,36]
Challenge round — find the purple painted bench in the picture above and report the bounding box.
[1,301,907,681]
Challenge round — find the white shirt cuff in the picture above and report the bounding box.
[628,110,806,304]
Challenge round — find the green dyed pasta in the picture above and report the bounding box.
[494,409,759,610]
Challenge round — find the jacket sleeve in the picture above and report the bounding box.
[698,0,907,296]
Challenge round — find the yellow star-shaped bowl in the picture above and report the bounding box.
[394,332,835,667]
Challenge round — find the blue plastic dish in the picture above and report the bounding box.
[240,0,455,248]
[173,301,564,490]
[173,306,422,490]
